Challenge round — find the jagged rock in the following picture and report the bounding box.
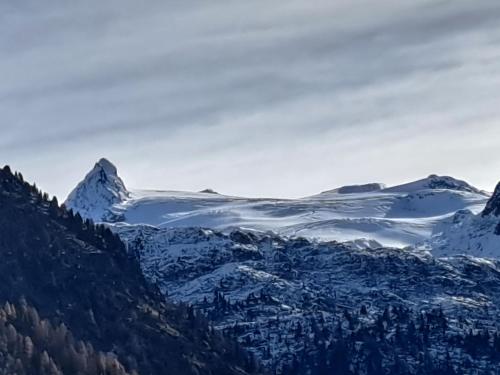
[482,181,500,217]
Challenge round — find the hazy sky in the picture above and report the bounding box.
[2,0,500,199]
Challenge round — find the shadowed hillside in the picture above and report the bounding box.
[0,166,259,375]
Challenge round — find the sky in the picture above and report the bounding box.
[2,0,500,200]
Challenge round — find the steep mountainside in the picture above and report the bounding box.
[0,166,257,375]
[66,161,489,248]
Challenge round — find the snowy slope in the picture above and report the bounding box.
[429,182,500,258]
[65,160,489,248]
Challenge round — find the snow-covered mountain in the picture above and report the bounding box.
[65,159,489,248]
[65,159,500,373]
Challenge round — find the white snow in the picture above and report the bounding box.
[429,209,500,259]
[112,187,487,247]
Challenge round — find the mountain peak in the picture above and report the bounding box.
[65,158,129,222]
[96,157,118,176]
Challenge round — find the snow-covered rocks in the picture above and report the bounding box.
[115,224,500,371]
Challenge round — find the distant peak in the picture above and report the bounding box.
[64,158,129,222]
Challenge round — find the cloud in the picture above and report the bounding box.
[2,0,500,199]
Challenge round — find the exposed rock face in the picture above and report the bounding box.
[482,182,500,217]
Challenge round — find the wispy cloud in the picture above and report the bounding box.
[2,0,500,198]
